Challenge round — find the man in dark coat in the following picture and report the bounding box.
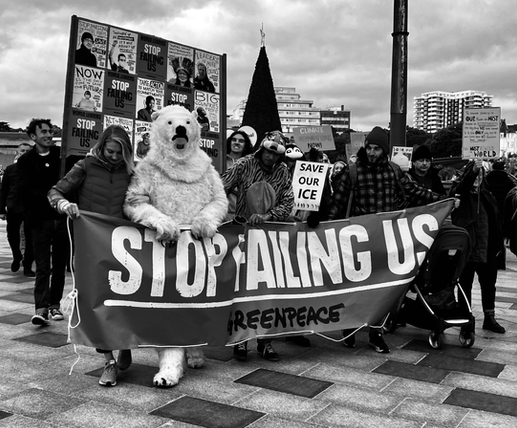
[0,143,34,276]
[407,145,446,195]
[450,159,506,333]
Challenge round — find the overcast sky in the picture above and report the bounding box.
[0,0,514,132]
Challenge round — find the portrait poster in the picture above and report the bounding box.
[72,65,104,112]
[76,19,108,69]
[194,50,220,94]
[134,120,152,160]
[195,91,220,133]
[167,42,194,87]
[107,27,138,75]
[136,78,165,120]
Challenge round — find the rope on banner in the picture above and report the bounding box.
[62,216,82,375]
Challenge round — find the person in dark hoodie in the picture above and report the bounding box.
[450,159,506,333]
[407,145,446,195]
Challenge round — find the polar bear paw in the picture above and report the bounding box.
[153,368,183,388]
[153,348,184,388]
[191,218,217,239]
[149,217,180,242]
[186,348,205,369]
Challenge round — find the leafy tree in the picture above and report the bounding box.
[241,46,282,146]
[427,122,463,157]
[406,126,431,148]
[0,121,14,132]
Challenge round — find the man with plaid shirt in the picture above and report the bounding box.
[328,126,444,353]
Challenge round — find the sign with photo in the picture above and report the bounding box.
[63,15,226,173]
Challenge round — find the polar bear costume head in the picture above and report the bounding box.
[149,105,201,164]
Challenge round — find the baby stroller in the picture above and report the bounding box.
[390,224,475,349]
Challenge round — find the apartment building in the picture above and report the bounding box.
[413,90,493,133]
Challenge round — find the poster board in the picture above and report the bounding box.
[462,107,501,159]
[292,125,335,152]
[62,16,227,174]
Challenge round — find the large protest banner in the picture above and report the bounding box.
[69,200,454,350]
[62,16,227,173]
[462,107,501,159]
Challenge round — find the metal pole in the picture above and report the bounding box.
[390,0,409,148]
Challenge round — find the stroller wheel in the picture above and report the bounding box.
[459,329,475,348]
[428,331,443,349]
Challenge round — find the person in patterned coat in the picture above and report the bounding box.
[221,130,294,363]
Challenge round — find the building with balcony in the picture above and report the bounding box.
[232,87,340,134]
[413,90,493,133]
[320,105,351,134]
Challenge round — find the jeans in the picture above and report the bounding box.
[32,219,68,310]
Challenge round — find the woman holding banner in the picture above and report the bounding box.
[48,125,135,387]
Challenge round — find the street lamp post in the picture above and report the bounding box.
[390,0,409,147]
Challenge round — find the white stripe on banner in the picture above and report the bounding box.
[103,276,415,309]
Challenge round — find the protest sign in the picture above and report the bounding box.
[462,107,501,159]
[292,161,330,211]
[292,126,335,152]
[347,132,367,161]
[391,146,413,171]
[63,16,227,172]
[69,199,454,350]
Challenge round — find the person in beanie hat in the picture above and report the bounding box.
[221,129,294,363]
[450,159,506,333]
[317,126,445,353]
[407,145,446,195]
[75,31,97,67]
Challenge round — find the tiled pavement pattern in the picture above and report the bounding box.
[0,226,517,427]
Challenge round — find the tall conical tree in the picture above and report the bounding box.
[241,43,282,147]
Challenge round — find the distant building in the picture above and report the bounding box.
[232,87,347,134]
[413,90,493,133]
[320,105,351,134]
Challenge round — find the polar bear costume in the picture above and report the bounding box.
[124,105,228,387]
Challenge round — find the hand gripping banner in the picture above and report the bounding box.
[69,199,454,349]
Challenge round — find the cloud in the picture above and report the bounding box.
[0,0,515,132]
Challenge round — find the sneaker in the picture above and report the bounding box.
[99,360,118,387]
[257,342,279,362]
[369,333,390,353]
[286,335,311,347]
[31,308,49,326]
[233,342,248,362]
[49,308,64,321]
[117,350,132,371]
[342,329,356,348]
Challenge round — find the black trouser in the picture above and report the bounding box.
[6,211,33,269]
[459,257,497,313]
[31,219,68,310]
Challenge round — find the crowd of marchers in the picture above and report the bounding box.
[0,118,515,388]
